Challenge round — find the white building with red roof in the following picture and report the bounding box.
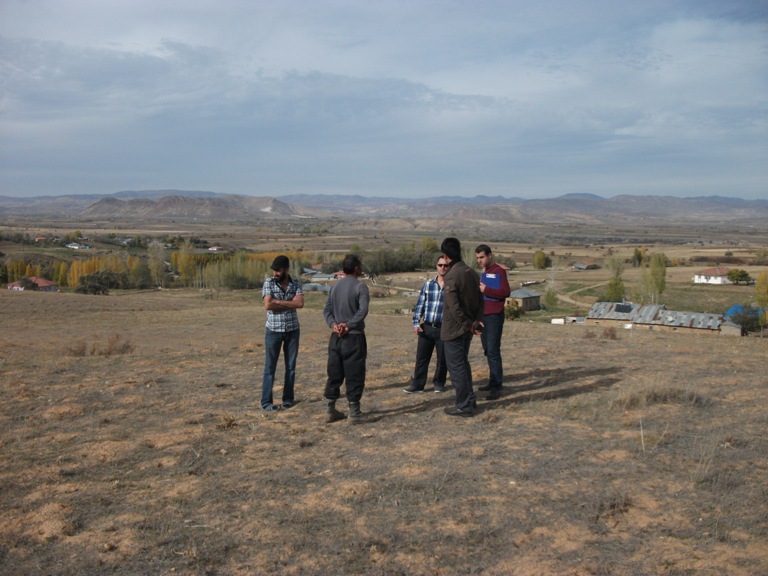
[693,266,731,285]
[6,277,59,292]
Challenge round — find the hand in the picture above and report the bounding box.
[333,322,349,336]
[479,282,487,293]
[472,321,484,335]
[414,326,423,334]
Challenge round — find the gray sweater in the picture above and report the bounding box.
[323,275,370,334]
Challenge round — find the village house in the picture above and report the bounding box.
[570,260,599,271]
[693,266,731,284]
[7,277,59,292]
[508,288,541,312]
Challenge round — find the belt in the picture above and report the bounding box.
[423,322,442,328]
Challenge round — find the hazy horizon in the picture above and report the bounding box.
[3,190,766,204]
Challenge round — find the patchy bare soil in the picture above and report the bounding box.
[1,289,767,576]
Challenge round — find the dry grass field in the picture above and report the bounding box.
[1,287,767,576]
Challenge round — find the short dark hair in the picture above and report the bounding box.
[440,237,462,262]
[270,255,290,270]
[475,244,492,256]
[342,254,362,275]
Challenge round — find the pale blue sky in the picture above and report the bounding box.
[1,1,766,199]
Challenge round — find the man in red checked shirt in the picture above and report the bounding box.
[475,244,511,400]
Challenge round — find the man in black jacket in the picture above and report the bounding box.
[439,237,484,417]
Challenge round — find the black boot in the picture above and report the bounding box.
[325,400,346,424]
[348,402,367,424]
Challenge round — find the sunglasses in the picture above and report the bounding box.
[437,264,449,268]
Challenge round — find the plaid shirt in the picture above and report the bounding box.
[262,276,302,332]
[412,277,444,327]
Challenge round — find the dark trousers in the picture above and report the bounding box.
[444,332,476,411]
[412,324,447,389]
[481,312,505,390]
[324,333,367,403]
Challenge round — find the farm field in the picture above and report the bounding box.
[1,286,767,576]
[2,216,768,574]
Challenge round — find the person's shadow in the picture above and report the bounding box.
[477,366,622,410]
[373,365,623,418]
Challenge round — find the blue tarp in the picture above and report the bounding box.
[725,305,766,318]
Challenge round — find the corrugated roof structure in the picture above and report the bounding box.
[587,302,724,331]
[510,288,540,299]
[587,302,659,321]
[659,310,722,330]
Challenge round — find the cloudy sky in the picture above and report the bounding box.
[1,1,766,200]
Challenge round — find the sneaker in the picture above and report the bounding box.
[403,385,425,393]
[485,390,501,401]
[281,402,294,409]
[478,384,491,391]
[433,384,447,393]
[262,404,282,412]
[443,406,474,417]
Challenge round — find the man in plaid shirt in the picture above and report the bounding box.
[404,256,449,393]
[261,255,304,411]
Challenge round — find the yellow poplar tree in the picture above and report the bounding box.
[755,271,768,333]
[176,240,198,287]
[7,260,23,282]
[57,262,69,287]
[68,260,85,287]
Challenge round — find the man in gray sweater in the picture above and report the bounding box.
[322,254,370,424]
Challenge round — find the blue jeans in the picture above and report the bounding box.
[261,328,300,408]
[481,312,505,390]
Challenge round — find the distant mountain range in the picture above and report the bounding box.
[1,190,767,226]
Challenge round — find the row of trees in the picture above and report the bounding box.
[530,246,768,272]
[1,245,318,293]
[2,237,501,293]
[3,254,154,289]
